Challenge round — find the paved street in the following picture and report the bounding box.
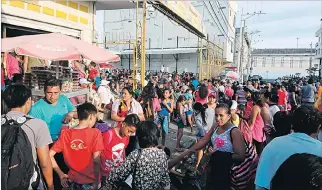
[105,120,197,157]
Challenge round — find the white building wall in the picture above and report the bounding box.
[252,54,319,79]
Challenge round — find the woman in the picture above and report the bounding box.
[195,84,209,105]
[169,103,245,190]
[111,87,145,155]
[109,81,119,99]
[175,95,186,152]
[159,87,174,146]
[100,121,170,190]
[249,92,266,155]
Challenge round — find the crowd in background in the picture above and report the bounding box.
[1,63,322,190]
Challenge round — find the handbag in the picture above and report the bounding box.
[229,130,259,190]
[117,149,142,190]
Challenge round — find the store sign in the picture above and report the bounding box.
[157,0,204,36]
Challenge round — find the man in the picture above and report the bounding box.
[3,85,53,189]
[29,78,77,141]
[235,84,247,105]
[29,78,77,189]
[255,106,322,190]
[301,78,317,106]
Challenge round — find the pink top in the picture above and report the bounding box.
[5,54,20,79]
[225,88,234,98]
[195,91,208,105]
[152,98,161,112]
[252,113,266,142]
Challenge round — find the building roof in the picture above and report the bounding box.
[120,47,203,55]
[252,48,314,55]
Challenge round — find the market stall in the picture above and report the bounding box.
[2,33,120,104]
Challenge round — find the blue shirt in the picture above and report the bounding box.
[301,84,316,103]
[255,133,322,189]
[191,79,199,89]
[29,95,75,141]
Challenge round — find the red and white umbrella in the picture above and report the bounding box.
[1,33,120,63]
[99,63,116,69]
[225,71,239,79]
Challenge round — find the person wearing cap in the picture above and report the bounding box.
[230,100,240,127]
[97,80,114,110]
[70,78,90,105]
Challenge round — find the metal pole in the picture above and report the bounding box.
[176,36,179,73]
[239,20,245,83]
[161,20,164,49]
[134,1,139,90]
[237,8,243,78]
[141,0,147,86]
[198,38,203,81]
[128,43,131,69]
[206,34,210,79]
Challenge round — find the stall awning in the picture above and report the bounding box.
[119,47,204,55]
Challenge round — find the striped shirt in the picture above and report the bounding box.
[236,89,247,105]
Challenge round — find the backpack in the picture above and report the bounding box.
[1,116,36,190]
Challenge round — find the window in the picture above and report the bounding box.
[262,57,266,67]
[253,57,257,67]
[290,57,294,68]
[299,57,303,68]
[272,57,275,67]
[281,57,284,67]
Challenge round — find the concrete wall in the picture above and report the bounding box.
[2,0,95,42]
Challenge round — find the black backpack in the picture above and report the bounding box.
[1,116,36,190]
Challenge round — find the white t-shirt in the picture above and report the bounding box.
[97,86,114,105]
[269,105,280,127]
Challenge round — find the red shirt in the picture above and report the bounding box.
[51,127,104,184]
[277,90,286,106]
[89,69,98,79]
[100,128,129,176]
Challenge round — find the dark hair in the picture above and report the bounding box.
[198,84,209,99]
[122,87,134,97]
[308,78,314,84]
[136,121,160,148]
[124,114,140,127]
[193,102,207,125]
[273,111,292,138]
[251,91,261,103]
[292,106,322,135]
[176,95,186,105]
[271,153,322,190]
[44,78,62,92]
[1,92,10,115]
[12,73,23,83]
[89,61,96,67]
[216,103,231,114]
[77,102,97,121]
[3,85,32,109]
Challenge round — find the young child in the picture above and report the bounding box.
[100,114,140,186]
[175,95,186,152]
[159,87,174,146]
[49,103,104,189]
[184,89,194,133]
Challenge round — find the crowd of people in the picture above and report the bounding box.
[1,65,322,190]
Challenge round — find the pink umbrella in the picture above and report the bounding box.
[225,71,239,79]
[1,33,120,63]
[99,63,116,69]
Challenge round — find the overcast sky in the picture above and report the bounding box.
[96,1,322,49]
[236,1,322,49]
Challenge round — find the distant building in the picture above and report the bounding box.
[315,23,322,77]
[251,48,318,79]
[102,1,237,74]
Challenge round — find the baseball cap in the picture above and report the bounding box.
[79,78,90,85]
[208,92,216,98]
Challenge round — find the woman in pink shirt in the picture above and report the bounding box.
[225,84,234,99]
[248,92,265,155]
[195,84,209,105]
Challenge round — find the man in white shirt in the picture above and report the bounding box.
[97,80,114,108]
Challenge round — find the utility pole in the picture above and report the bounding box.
[239,10,266,83]
[310,42,313,72]
[297,37,300,48]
